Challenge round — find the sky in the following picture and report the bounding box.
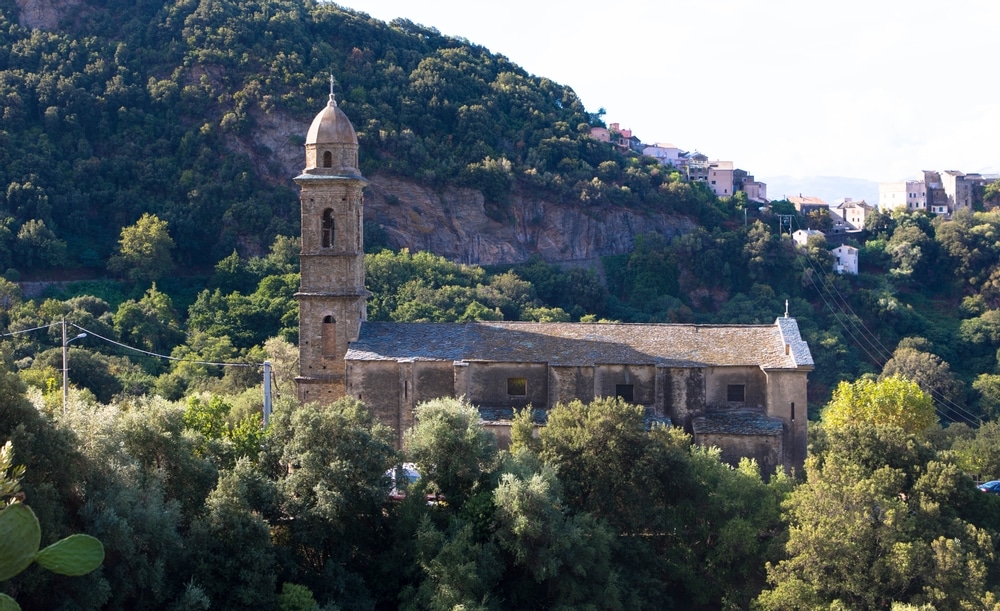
[340,0,999,195]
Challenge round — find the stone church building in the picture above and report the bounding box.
[294,94,813,474]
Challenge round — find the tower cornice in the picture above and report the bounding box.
[294,173,368,184]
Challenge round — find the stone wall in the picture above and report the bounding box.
[697,431,782,474]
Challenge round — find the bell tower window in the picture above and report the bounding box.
[322,315,336,356]
[323,151,333,168]
[321,209,334,248]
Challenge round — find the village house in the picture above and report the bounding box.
[879,171,999,215]
[831,198,872,231]
[791,228,823,247]
[294,94,813,474]
[589,125,611,143]
[788,195,829,216]
[831,244,859,275]
[642,142,681,167]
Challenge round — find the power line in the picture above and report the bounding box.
[787,218,981,426]
[0,323,60,338]
[66,322,258,368]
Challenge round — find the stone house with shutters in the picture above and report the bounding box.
[294,93,814,474]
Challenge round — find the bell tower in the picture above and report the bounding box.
[294,83,367,404]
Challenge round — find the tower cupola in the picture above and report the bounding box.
[303,91,360,176]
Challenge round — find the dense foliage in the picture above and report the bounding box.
[6,0,1000,607]
[0,0,720,276]
[4,378,1000,610]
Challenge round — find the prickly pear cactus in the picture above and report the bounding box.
[0,502,104,611]
[34,534,104,576]
[0,442,104,611]
[0,503,40,581]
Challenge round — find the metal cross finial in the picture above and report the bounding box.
[328,73,337,106]
[785,299,789,318]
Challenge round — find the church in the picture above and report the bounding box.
[294,92,813,474]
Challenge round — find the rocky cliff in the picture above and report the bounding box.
[14,0,84,30]
[245,110,697,267]
[11,3,699,268]
[362,174,696,266]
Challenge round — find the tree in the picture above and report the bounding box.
[108,213,175,284]
[490,464,621,609]
[758,423,999,610]
[538,398,694,607]
[188,459,278,610]
[404,397,497,509]
[263,397,397,608]
[973,374,1000,421]
[805,208,834,233]
[880,344,965,420]
[865,207,897,239]
[13,219,67,269]
[823,376,937,434]
[113,284,185,358]
[886,222,935,283]
[951,420,1000,481]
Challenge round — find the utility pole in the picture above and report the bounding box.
[262,360,272,427]
[62,319,86,414]
[777,214,794,236]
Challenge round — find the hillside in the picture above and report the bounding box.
[0,0,717,273]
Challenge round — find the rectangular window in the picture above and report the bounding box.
[727,384,745,403]
[507,377,527,396]
[616,384,634,403]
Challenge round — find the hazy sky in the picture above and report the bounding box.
[340,0,999,186]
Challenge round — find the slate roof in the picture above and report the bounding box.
[346,318,813,370]
[692,411,784,436]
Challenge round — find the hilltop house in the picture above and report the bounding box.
[294,93,813,474]
[792,229,823,247]
[831,244,859,275]
[831,198,872,231]
[589,126,611,143]
[642,143,681,167]
[788,195,829,216]
[879,171,999,215]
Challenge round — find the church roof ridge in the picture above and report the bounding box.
[347,319,811,370]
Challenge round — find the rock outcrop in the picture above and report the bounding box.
[14,0,84,30]
[363,174,696,266]
[246,111,696,267]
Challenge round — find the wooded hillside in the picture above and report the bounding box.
[0,0,718,274]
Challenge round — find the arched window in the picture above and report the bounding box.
[323,151,333,168]
[322,315,336,356]
[321,209,334,248]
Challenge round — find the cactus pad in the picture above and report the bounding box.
[34,534,105,576]
[0,503,41,581]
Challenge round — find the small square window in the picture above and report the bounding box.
[727,384,745,403]
[616,384,634,403]
[507,377,527,396]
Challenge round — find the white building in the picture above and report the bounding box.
[642,143,681,167]
[878,180,926,212]
[831,244,858,275]
[792,229,823,247]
